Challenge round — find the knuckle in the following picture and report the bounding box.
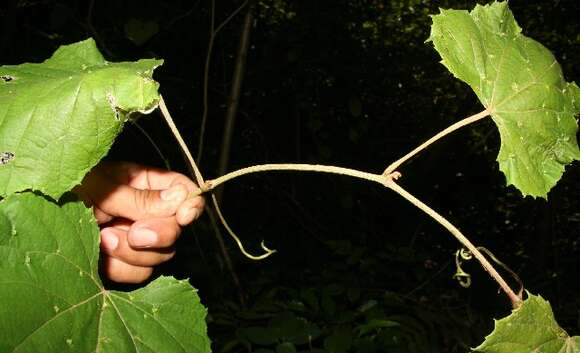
[134,189,155,215]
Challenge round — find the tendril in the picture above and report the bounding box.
[211,194,276,260]
[453,248,472,288]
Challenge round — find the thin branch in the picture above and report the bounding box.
[130,120,171,170]
[196,0,249,164]
[215,5,254,204]
[383,109,491,175]
[197,0,216,164]
[189,161,521,307]
[386,181,522,308]
[159,96,520,307]
[158,96,205,186]
[83,0,114,58]
[215,0,249,35]
[195,163,392,196]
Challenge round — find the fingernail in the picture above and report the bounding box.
[100,230,119,251]
[160,184,186,202]
[131,227,158,248]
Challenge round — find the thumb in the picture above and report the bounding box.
[95,183,188,221]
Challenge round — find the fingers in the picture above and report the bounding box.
[81,161,204,224]
[100,256,153,284]
[100,161,199,194]
[176,195,205,226]
[83,169,189,221]
[100,219,179,267]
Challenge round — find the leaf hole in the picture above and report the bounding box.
[1,75,14,82]
[1,152,15,165]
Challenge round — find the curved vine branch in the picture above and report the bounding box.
[158,97,522,308]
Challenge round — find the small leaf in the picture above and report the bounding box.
[0,38,163,199]
[0,193,210,352]
[276,342,297,353]
[125,18,160,46]
[474,294,580,353]
[356,319,400,337]
[429,1,580,197]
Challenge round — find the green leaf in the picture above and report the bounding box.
[276,342,297,353]
[356,319,399,337]
[125,18,160,46]
[429,1,580,197]
[474,294,580,353]
[0,38,162,199]
[0,193,210,353]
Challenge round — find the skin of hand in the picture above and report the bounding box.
[74,161,204,284]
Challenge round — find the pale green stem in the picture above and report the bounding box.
[383,109,491,175]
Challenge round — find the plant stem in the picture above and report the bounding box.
[158,96,205,185]
[386,181,522,308]
[383,109,490,175]
[196,163,391,195]
[159,96,519,307]
[196,0,216,164]
[193,162,521,307]
[215,5,254,204]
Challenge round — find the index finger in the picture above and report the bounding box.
[99,162,200,193]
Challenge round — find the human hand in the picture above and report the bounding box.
[74,161,204,283]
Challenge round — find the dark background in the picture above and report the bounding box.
[2,0,579,351]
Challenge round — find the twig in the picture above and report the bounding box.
[196,163,392,195]
[130,120,172,170]
[383,109,490,175]
[215,4,254,204]
[196,0,216,164]
[196,0,249,164]
[386,181,522,307]
[158,96,205,185]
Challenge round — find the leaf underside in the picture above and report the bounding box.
[0,193,211,353]
[429,1,580,198]
[474,294,580,353]
[0,38,163,199]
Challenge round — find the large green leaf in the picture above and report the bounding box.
[474,294,580,353]
[0,38,162,199]
[0,193,211,353]
[429,1,580,197]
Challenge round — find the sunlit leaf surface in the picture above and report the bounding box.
[475,294,580,353]
[429,1,580,197]
[0,193,211,353]
[0,38,162,199]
